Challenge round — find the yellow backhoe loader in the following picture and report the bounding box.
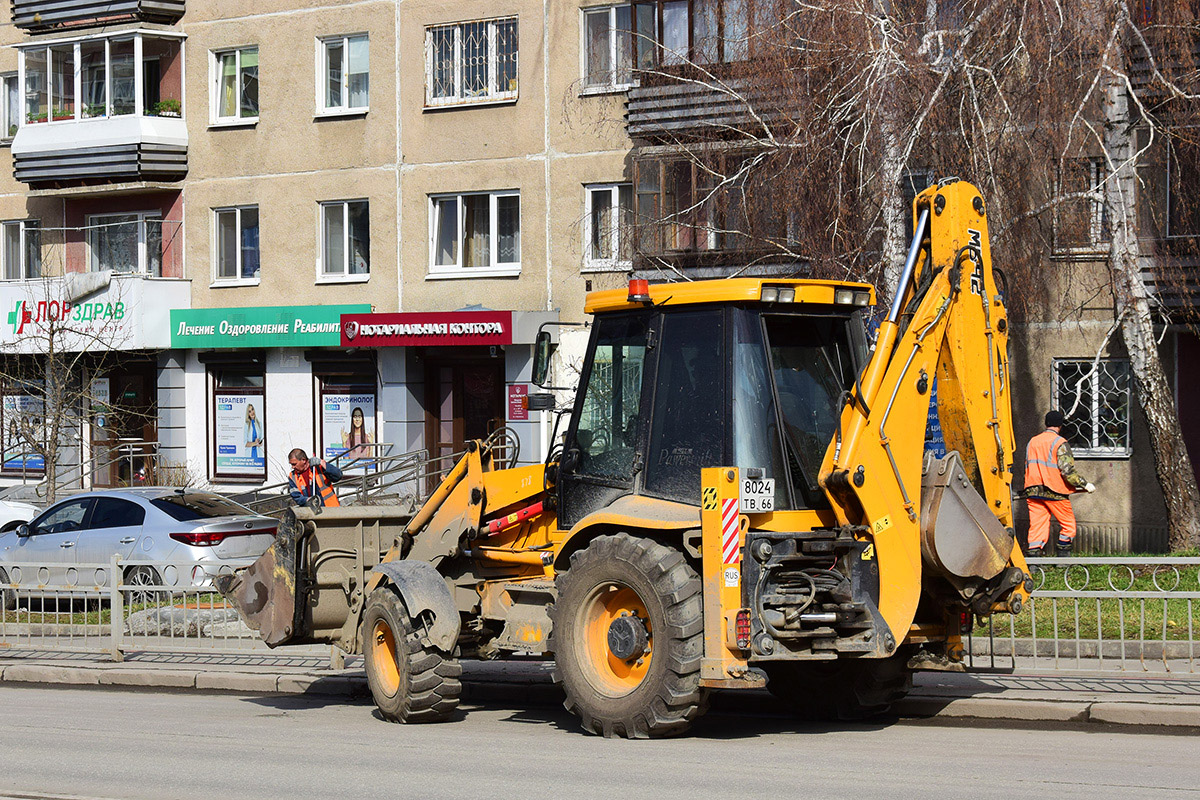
[218,179,1032,737]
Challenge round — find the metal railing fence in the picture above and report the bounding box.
[967,557,1200,673]
[0,555,329,663]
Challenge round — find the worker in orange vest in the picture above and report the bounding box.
[287,448,343,507]
[1022,410,1095,557]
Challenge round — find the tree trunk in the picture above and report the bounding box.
[1104,62,1200,552]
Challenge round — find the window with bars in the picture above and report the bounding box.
[430,191,521,276]
[212,47,259,123]
[426,18,518,107]
[1055,158,1110,252]
[583,5,633,91]
[214,206,260,283]
[319,35,369,114]
[1052,358,1132,457]
[585,183,633,270]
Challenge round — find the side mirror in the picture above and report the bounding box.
[15,523,31,538]
[533,330,552,387]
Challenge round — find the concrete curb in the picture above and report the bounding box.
[1,660,1198,730]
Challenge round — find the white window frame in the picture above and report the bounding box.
[87,210,162,275]
[316,34,369,117]
[1050,358,1132,458]
[317,199,370,283]
[210,46,258,127]
[1,73,18,142]
[424,17,519,108]
[212,205,260,286]
[581,5,633,94]
[583,182,632,272]
[1054,157,1110,256]
[18,32,187,124]
[1,220,40,281]
[427,190,521,279]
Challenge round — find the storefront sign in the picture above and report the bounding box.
[340,311,512,348]
[172,304,370,349]
[507,384,528,421]
[321,391,377,474]
[214,392,266,477]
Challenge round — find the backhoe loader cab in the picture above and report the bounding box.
[553,281,875,529]
[220,180,1032,739]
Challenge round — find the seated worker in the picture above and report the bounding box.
[287,448,343,507]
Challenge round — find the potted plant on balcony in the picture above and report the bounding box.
[84,103,106,118]
[150,99,182,118]
[25,111,47,124]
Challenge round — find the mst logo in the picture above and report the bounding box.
[967,228,984,296]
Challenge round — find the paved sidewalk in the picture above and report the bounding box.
[1,649,1197,730]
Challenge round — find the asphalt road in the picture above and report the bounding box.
[1,684,1197,800]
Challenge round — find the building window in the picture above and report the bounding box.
[632,0,760,69]
[585,183,633,270]
[1052,359,1132,457]
[430,191,521,276]
[583,6,633,91]
[212,47,259,123]
[1,220,40,280]
[1055,158,1110,252]
[425,18,519,107]
[20,34,183,123]
[210,365,266,481]
[320,200,370,279]
[214,206,260,283]
[2,73,18,140]
[318,35,369,114]
[88,212,162,275]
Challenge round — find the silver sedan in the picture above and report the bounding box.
[0,488,277,607]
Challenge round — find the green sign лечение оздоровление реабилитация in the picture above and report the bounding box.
[170,304,371,349]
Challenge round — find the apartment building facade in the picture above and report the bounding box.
[0,0,635,492]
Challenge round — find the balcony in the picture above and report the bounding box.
[10,0,185,32]
[10,32,186,188]
[626,77,786,141]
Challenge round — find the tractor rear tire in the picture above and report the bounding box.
[362,586,461,723]
[763,654,912,721]
[550,533,708,738]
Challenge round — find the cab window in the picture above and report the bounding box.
[571,314,648,481]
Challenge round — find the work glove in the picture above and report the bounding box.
[1085,482,1096,493]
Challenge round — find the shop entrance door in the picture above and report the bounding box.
[424,353,505,491]
[90,360,158,488]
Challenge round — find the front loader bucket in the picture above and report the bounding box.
[215,508,302,647]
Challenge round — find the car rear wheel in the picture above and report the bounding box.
[0,567,15,611]
[124,565,161,607]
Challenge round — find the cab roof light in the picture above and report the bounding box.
[834,288,855,305]
[628,279,651,304]
[777,287,796,303]
[760,287,779,303]
[853,291,871,306]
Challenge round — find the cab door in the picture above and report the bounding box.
[557,312,651,529]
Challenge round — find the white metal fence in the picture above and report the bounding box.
[966,557,1200,674]
[3,555,1198,674]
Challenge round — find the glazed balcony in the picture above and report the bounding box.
[11,32,186,188]
[10,0,185,32]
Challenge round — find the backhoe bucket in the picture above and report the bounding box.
[215,508,302,647]
[919,451,1014,582]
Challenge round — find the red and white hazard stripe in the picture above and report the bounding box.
[721,498,740,564]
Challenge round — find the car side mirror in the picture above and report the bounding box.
[15,524,31,538]
[533,330,552,387]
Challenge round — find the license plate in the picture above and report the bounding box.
[740,477,775,512]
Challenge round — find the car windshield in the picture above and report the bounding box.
[151,493,255,522]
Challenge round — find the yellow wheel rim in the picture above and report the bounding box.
[370,619,401,697]
[579,583,652,697]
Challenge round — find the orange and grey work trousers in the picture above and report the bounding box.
[1027,497,1076,549]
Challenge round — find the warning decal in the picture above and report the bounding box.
[721,498,740,564]
[702,487,718,511]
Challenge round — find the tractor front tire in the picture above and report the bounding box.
[763,654,912,721]
[550,533,708,738]
[362,586,462,723]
